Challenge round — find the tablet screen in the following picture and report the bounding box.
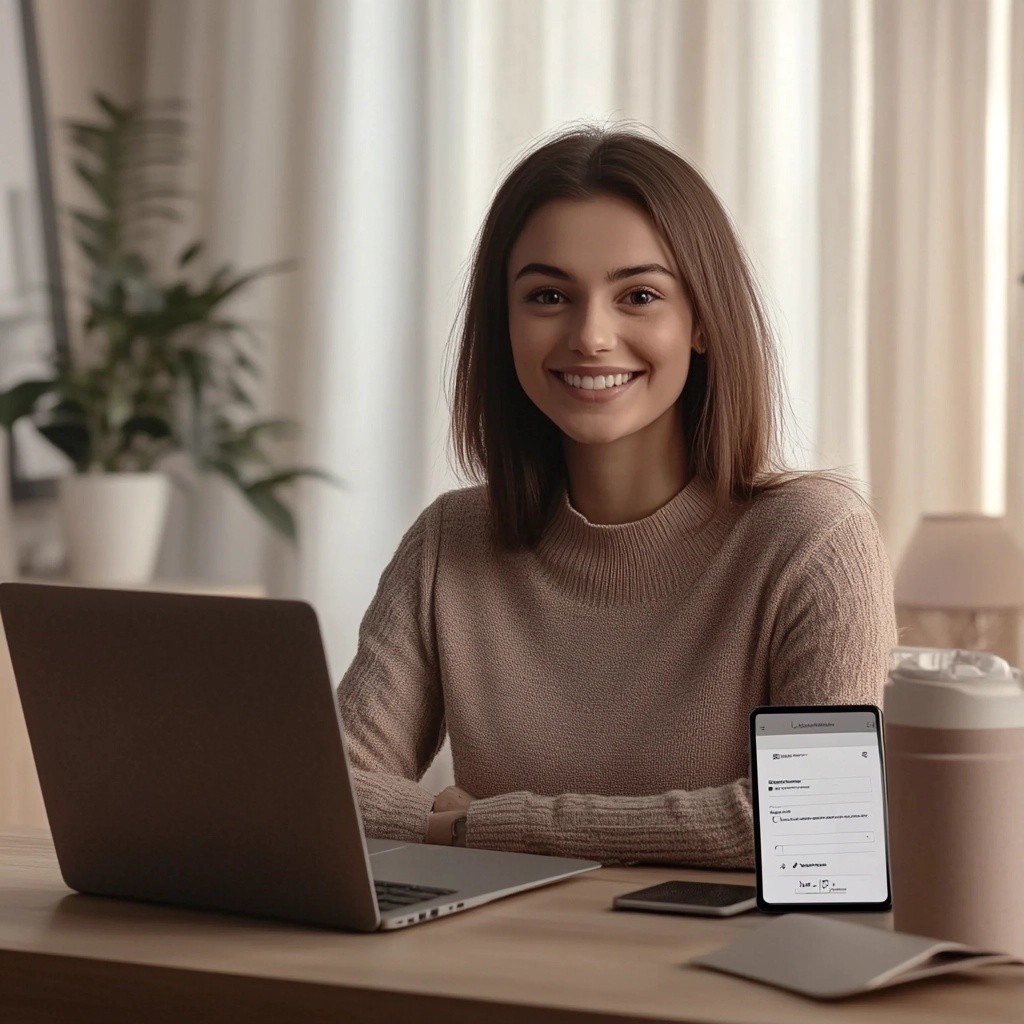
[750,706,891,910]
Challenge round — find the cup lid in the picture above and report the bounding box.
[885,647,1024,728]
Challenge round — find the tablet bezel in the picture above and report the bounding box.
[749,704,892,913]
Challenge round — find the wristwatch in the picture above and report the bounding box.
[451,814,468,847]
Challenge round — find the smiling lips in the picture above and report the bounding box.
[552,368,644,399]
[559,371,635,390]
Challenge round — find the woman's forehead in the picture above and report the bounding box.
[508,195,678,280]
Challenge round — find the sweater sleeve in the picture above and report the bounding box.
[335,502,446,843]
[465,780,754,867]
[463,509,897,868]
[767,509,898,707]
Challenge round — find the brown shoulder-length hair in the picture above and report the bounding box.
[451,121,800,549]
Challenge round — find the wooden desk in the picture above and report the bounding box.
[1,830,1022,1023]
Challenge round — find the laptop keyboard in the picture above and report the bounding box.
[374,879,457,912]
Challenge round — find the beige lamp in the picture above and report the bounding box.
[894,514,1024,667]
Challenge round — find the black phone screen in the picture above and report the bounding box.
[617,880,756,907]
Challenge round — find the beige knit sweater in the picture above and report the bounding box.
[336,476,897,868]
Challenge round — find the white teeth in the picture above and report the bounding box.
[560,371,634,390]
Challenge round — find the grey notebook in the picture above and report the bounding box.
[691,914,1024,999]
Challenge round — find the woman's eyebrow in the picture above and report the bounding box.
[512,262,676,283]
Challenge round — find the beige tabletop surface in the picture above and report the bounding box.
[1,828,1023,1024]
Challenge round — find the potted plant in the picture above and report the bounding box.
[0,94,334,583]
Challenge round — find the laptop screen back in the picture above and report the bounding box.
[0,582,380,930]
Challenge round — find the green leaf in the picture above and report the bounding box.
[239,418,298,442]
[131,204,183,222]
[0,379,55,429]
[72,160,114,208]
[122,276,165,313]
[207,261,294,308]
[205,459,296,540]
[227,379,255,408]
[123,185,182,203]
[117,252,151,278]
[73,234,105,265]
[240,483,297,541]
[122,414,173,440]
[37,421,91,469]
[247,467,344,491]
[94,92,129,123]
[214,324,263,374]
[64,120,108,143]
[71,209,110,239]
[51,397,88,419]
[177,240,203,267]
[176,348,211,395]
[214,434,273,468]
[206,457,242,484]
[205,264,233,295]
[121,114,188,136]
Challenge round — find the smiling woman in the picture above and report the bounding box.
[334,123,897,868]
[507,194,699,523]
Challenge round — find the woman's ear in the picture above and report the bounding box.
[692,328,706,355]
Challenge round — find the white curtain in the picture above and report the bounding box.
[861,0,1012,556]
[140,0,1024,738]
[1008,0,1024,551]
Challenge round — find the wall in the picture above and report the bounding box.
[34,0,151,345]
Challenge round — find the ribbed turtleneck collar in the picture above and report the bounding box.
[535,477,737,606]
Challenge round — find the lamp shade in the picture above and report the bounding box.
[895,515,1024,609]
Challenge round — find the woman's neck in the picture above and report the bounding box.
[562,407,691,524]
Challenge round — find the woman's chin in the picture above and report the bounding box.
[558,422,638,448]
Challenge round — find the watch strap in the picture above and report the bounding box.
[451,814,468,847]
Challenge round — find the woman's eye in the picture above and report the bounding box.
[526,287,661,307]
[627,287,660,306]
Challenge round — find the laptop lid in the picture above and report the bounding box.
[0,582,381,931]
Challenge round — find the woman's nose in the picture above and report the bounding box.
[569,300,615,355]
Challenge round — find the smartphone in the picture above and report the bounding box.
[612,880,757,917]
[750,704,892,913]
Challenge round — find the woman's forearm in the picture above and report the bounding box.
[350,766,435,843]
[463,779,754,868]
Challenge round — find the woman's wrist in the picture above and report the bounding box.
[425,808,466,846]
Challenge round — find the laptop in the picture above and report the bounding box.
[0,582,599,930]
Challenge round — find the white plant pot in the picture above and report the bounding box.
[58,472,171,585]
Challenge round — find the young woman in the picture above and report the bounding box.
[336,124,897,868]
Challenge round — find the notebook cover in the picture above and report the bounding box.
[690,914,1023,999]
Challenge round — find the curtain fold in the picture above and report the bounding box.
[1007,0,1024,549]
[280,0,433,674]
[817,0,873,484]
[866,0,994,559]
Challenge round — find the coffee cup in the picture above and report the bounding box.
[884,646,1024,955]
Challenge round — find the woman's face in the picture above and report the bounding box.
[507,193,699,449]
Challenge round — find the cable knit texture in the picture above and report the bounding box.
[336,476,897,867]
